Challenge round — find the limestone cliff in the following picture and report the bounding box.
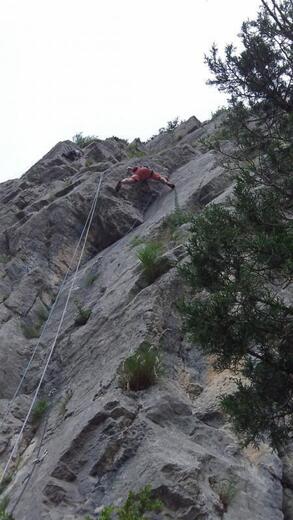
[0,117,286,519]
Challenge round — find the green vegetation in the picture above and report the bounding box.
[0,255,10,264]
[130,235,146,249]
[74,301,92,326]
[159,117,180,134]
[211,106,229,120]
[21,322,41,339]
[119,342,163,391]
[85,159,94,168]
[36,305,49,323]
[98,485,162,520]
[0,474,12,496]
[127,140,146,158]
[156,191,192,243]
[21,305,48,339]
[0,497,14,520]
[84,271,98,287]
[164,209,191,232]
[31,399,49,427]
[212,479,236,513]
[181,0,293,447]
[137,242,163,283]
[72,132,98,148]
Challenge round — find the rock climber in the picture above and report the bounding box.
[115,166,175,192]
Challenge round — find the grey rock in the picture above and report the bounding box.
[0,117,287,520]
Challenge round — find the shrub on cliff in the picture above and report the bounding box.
[119,342,163,391]
[136,242,163,284]
[99,485,162,520]
[72,132,98,148]
[0,497,14,520]
[31,399,49,429]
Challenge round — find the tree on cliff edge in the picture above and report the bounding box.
[181,0,293,447]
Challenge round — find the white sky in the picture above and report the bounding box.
[0,0,261,182]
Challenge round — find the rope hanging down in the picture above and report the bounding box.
[0,177,104,435]
[1,166,175,493]
[0,172,104,487]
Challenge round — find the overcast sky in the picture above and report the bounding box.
[0,0,261,182]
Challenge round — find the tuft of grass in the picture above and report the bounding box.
[101,485,162,520]
[0,255,10,264]
[74,301,92,327]
[127,140,146,158]
[127,149,146,158]
[36,305,49,323]
[31,399,49,427]
[0,474,12,496]
[0,497,14,520]
[21,322,41,339]
[99,508,113,520]
[159,117,180,134]
[84,272,98,287]
[85,159,94,168]
[130,235,145,249]
[136,242,162,283]
[163,209,192,234]
[72,132,98,148]
[213,480,236,513]
[119,342,163,391]
[21,306,48,340]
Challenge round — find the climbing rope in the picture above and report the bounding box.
[0,174,104,434]
[0,172,104,487]
[0,165,175,501]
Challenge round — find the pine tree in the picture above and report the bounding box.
[181,0,293,447]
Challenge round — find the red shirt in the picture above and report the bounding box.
[131,167,153,181]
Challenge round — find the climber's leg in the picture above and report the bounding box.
[115,176,139,192]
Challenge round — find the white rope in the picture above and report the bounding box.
[0,175,102,433]
[0,172,104,485]
[1,166,171,484]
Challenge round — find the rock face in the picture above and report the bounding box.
[0,117,287,519]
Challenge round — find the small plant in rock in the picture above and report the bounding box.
[127,144,146,159]
[130,235,145,249]
[72,132,98,148]
[85,159,94,168]
[0,473,12,496]
[21,306,48,340]
[159,117,180,134]
[158,190,192,243]
[211,106,229,120]
[84,272,98,287]
[31,399,49,428]
[99,485,162,520]
[36,305,49,323]
[214,480,236,513]
[74,300,92,326]
[119,342,163,391]
[136,242,162,283]
[163,209,192,234]
[0,255,9,264]
[0,497,14,520]
[21,322,41,339]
